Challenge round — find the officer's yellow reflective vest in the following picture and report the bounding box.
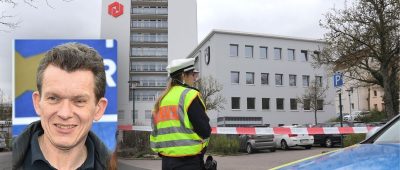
[150,85,209,157]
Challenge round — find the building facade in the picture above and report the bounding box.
[100,0,199,126]
[336,81,387,114]
[188,30,336,127]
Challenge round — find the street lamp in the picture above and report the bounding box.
[345,87,353,120]
[129,80,140,125]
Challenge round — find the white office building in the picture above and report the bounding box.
[188,30,336,127]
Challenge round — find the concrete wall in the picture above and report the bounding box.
[100,0,131,125]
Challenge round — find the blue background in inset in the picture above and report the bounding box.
[14,39,118,150]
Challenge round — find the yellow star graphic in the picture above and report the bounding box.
[15,52,45,97]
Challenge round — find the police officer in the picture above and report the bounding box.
[150,58,211,170]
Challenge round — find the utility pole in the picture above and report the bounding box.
[129,80,140,126]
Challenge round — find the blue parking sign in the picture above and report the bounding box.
[333,73,343,87]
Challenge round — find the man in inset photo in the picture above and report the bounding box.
[13,42,111,169]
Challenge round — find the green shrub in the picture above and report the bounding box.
[118,131,153,158]
[357,110,388,122]
[343,134,366,147]
[207,134,240,155]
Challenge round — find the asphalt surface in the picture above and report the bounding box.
[0,152,11,170]
[118,146,339,170]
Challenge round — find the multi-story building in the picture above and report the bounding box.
[337,81,389,114]
[187,30,336,127]
[102,0,198,126]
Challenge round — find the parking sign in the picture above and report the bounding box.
[333,73,343,87]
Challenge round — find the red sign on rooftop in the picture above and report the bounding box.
[108,2,124,18]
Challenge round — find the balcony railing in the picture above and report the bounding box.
[131,7,167,15]
[131,35,167,43]
[131,64,167,72]
[131,21,168,29]
[131,80,167,87]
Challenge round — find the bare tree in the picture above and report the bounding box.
[196,75,226,112]
[316,0,400,119]
[0,0,72,31]
[297,79,331,125]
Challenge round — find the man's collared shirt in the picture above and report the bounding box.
[23,130,95,170]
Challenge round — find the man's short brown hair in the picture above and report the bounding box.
[36,42,106,102]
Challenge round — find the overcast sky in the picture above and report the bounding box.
[0,0,347,100]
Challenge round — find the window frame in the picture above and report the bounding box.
[288,49,295,61]
[261,73,269,85]
[274,48,282,60]
[246,72,255,85]
[247,97,256,110]
[262,98,270,110]
[245,45,254,58]
[289,74,297,86]
[275,74,283,86]
[230,44,239,57]
[231,71,240,84]
[231,97,241,110]
[260,46,268,59]
[276,98,284,110]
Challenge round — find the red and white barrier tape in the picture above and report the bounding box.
[118,125,379,135]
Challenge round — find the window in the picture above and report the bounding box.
[274,48,282,60]
[246,72,255,84]
[289,74,297,86]
[230,44,238,57]
[231,71,240,84]
[317,100,324,110]
[374,90,377,96]
[247,98,255,109]
[134,110,138,119]
[301,50,308,61]
[288,49,295,61]
[302,75,310,86]
[313,51,320,59]
[245,45,253,58]
[304,99,311,110]
[276,98,284,110]
[275,74,283,86]
[231,97,240,109]
[145,110,152,119]
[315,76,323,87]
[261,73,269,85]
[262,98,270,110]
[290,98,297,110]
[260,47,268,59]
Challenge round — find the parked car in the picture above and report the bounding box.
[271,113,400,169]
[343,111,369,121]
[313,122,353,147]
[274,126,314,150]
[239,134,276,154]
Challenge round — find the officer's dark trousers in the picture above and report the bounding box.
[161,154,204,170]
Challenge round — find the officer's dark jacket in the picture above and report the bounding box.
[12,121,110,170]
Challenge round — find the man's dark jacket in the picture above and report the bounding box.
[12,121,110,170]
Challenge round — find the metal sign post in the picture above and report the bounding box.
[334,72,344,147]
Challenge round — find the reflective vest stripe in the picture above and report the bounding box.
[152,126,194,135]
[150,139,203,148]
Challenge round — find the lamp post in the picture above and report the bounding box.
[129,80,140,125]
[345,87,353,120]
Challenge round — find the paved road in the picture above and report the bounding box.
[0,152,11,170]
[118,147,339,170]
